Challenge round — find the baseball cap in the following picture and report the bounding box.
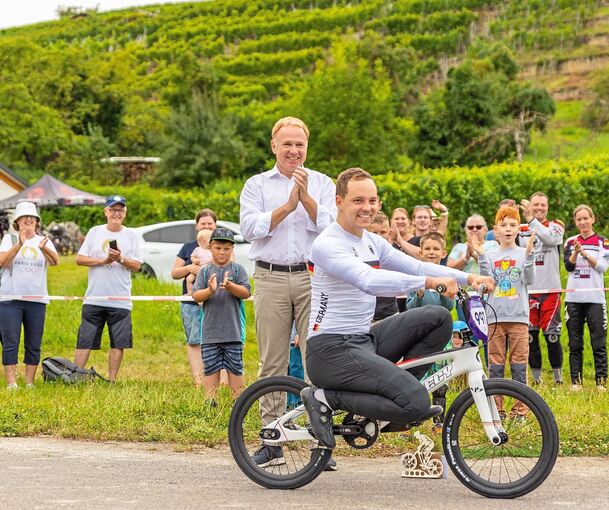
[105,195,127,207]
[453,320,468,333]
[210,227,235,244]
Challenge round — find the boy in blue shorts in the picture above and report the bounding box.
[192,227,251,402]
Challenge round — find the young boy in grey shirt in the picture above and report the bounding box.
[192,227,251,402]
[473,205,535,417]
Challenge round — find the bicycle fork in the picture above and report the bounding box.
[467,369,505,446]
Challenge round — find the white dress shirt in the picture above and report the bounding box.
[240,165,337,264]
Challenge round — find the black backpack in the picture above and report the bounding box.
[42,357,107,384]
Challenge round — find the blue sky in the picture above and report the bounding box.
[0,1,193,29]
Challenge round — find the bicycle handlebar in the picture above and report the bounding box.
[436,283,488,295]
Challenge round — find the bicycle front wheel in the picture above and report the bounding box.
[228,376,332,490]
[443,378,558,499]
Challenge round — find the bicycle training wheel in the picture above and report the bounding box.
[228,375,333,489]
[443,378,558,499]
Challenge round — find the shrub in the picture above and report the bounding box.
[376,155,609,241]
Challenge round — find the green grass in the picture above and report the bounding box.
[525,100,609,162]
[0,255,608,456]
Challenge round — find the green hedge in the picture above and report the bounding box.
[41,156,609,243]
[375,155,609,242]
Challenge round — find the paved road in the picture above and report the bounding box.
[1,438,608,509]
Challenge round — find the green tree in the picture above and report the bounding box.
[48,125,120,185]
[409,45,555,167]
[154,92,247,188]
[290,43,405,175]
[581,72,609,132]
[0,83,72,168]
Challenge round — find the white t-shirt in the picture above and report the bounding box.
[308,222,470,337]
[78,225,143,310]
[0,234,57,304]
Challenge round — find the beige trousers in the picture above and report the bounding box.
[253,266,311,424]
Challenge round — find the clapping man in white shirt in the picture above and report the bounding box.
[74,195,142,381]
[240,117,337,468]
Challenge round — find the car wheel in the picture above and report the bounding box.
[139,263,156,279]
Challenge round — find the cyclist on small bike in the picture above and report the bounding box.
[301,168,495,448]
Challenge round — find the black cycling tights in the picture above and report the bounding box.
[306,306,452,425]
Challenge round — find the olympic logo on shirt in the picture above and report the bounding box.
[20,245,39,260]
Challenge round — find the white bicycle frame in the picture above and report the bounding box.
[263,344,505,447]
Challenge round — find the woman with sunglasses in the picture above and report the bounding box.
[448,214,497,367]
[448,214,497,272]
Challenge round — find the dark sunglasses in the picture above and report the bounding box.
[467,225,485,230]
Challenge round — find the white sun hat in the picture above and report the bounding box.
[13,201,40,221]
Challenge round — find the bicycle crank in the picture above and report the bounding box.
[341,413,379,449]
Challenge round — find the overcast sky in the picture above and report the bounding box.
[0,1,194,29]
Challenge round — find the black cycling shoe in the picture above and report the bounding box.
[417,404,444,422]
[300,387,336,448]
[323,456,337,472]
[381,405,444,432]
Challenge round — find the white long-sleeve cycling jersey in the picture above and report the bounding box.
[518,218,564,292]
[307,222,470,337]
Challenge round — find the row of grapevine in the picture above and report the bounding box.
[366,9,478,35]
[489,7,595,34]
[500,0,598,17]
[214,47,325,76]
[508,27,583,51]
[235,31,335,55]
[391,0,497,14]
[386,28,470,57]
[222,74,288,97]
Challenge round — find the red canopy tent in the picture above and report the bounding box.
[0,174,106,210]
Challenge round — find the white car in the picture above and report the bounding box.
[133,220,254,282]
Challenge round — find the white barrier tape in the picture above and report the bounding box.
[0,294,194,302]
[529,287,609,294]
[1,287,607,302]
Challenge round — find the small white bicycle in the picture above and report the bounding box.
[228,287,559,498]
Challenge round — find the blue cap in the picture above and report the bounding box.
[105,195,126,207]
[453,320,468,332]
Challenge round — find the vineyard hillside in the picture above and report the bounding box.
[1,0,609,179]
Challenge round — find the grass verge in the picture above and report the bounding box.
[0,256,607,455]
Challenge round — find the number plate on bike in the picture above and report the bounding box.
[467,296,488,343]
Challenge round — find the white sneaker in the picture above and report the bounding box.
[570,384,583,392]
[597,385,607,392]
[7,383,19,391]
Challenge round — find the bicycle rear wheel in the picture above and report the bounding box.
[443,378,558,499]
[228,376,332,489]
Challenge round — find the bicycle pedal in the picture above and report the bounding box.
[381,422,413,433]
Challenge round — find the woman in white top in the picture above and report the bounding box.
[563,204,609,390]
[0,201,58,389]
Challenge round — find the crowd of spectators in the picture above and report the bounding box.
[0,116,607,409]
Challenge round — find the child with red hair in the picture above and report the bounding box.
[472,205,536,418]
